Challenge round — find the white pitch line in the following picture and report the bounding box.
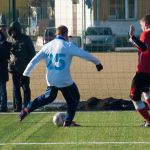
[0,142,150,145]
[0,111,136,115]
[0,112,56,115]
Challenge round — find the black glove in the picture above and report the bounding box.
[96,64,103,71]
[20,76,29,85]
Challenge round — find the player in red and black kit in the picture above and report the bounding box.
[129,15,150,127]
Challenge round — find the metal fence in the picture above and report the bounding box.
[0,0,146,101]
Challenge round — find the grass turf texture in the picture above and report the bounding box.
[0,111,150,150]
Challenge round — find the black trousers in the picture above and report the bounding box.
[12,71,31,111]
[0,80,7,110]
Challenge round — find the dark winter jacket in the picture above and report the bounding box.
[8,21,36,74]
[0,31,11,81]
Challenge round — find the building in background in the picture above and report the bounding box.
[0,0,55,36]
[0,0,150,46]
[55,0,92,36]
[55,0,147,47]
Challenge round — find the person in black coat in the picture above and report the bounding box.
[8,21,36,112]
[0,30,11,112]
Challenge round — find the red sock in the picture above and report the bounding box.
[145,98,150,109]
[137,109,150,123]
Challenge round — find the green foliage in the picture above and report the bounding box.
[0,112,150,150]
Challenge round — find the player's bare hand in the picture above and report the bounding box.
[96,64,103,71]
[129,24,135,37]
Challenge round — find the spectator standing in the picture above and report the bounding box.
[0,13,7,37]
[8,21,35,112]
[0,30,11,112]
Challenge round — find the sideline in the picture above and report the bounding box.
[0,111,135,115]
[0,141,150,145]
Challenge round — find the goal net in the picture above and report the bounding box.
[6,0,140,103]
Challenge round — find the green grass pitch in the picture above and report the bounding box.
[0,111,150,150]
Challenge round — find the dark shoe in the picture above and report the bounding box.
[63,121,81,127]
[14,109,22,112]
[141,121,150,128]
[0,108,8,112]
[18,109,28,121]
[14,107,22,112]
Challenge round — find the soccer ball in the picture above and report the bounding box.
[52,112,66,126]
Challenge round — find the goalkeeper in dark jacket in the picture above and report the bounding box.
[129,14,150,127]
[8,21,36,112]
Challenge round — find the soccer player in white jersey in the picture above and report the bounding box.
[18,25,103,127]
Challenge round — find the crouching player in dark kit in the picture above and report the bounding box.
[129,14,150,127]
[18,25,103,127]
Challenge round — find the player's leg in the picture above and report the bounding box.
[142,75,150,109]
[61,83,80,126]
[143,91,150,109]
[18,86,58,121]
[130,73,150,127]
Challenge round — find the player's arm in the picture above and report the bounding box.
[129,24,147,51]
[69,43,103,71]
[129,36,147,51]
[23,50,45,77]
